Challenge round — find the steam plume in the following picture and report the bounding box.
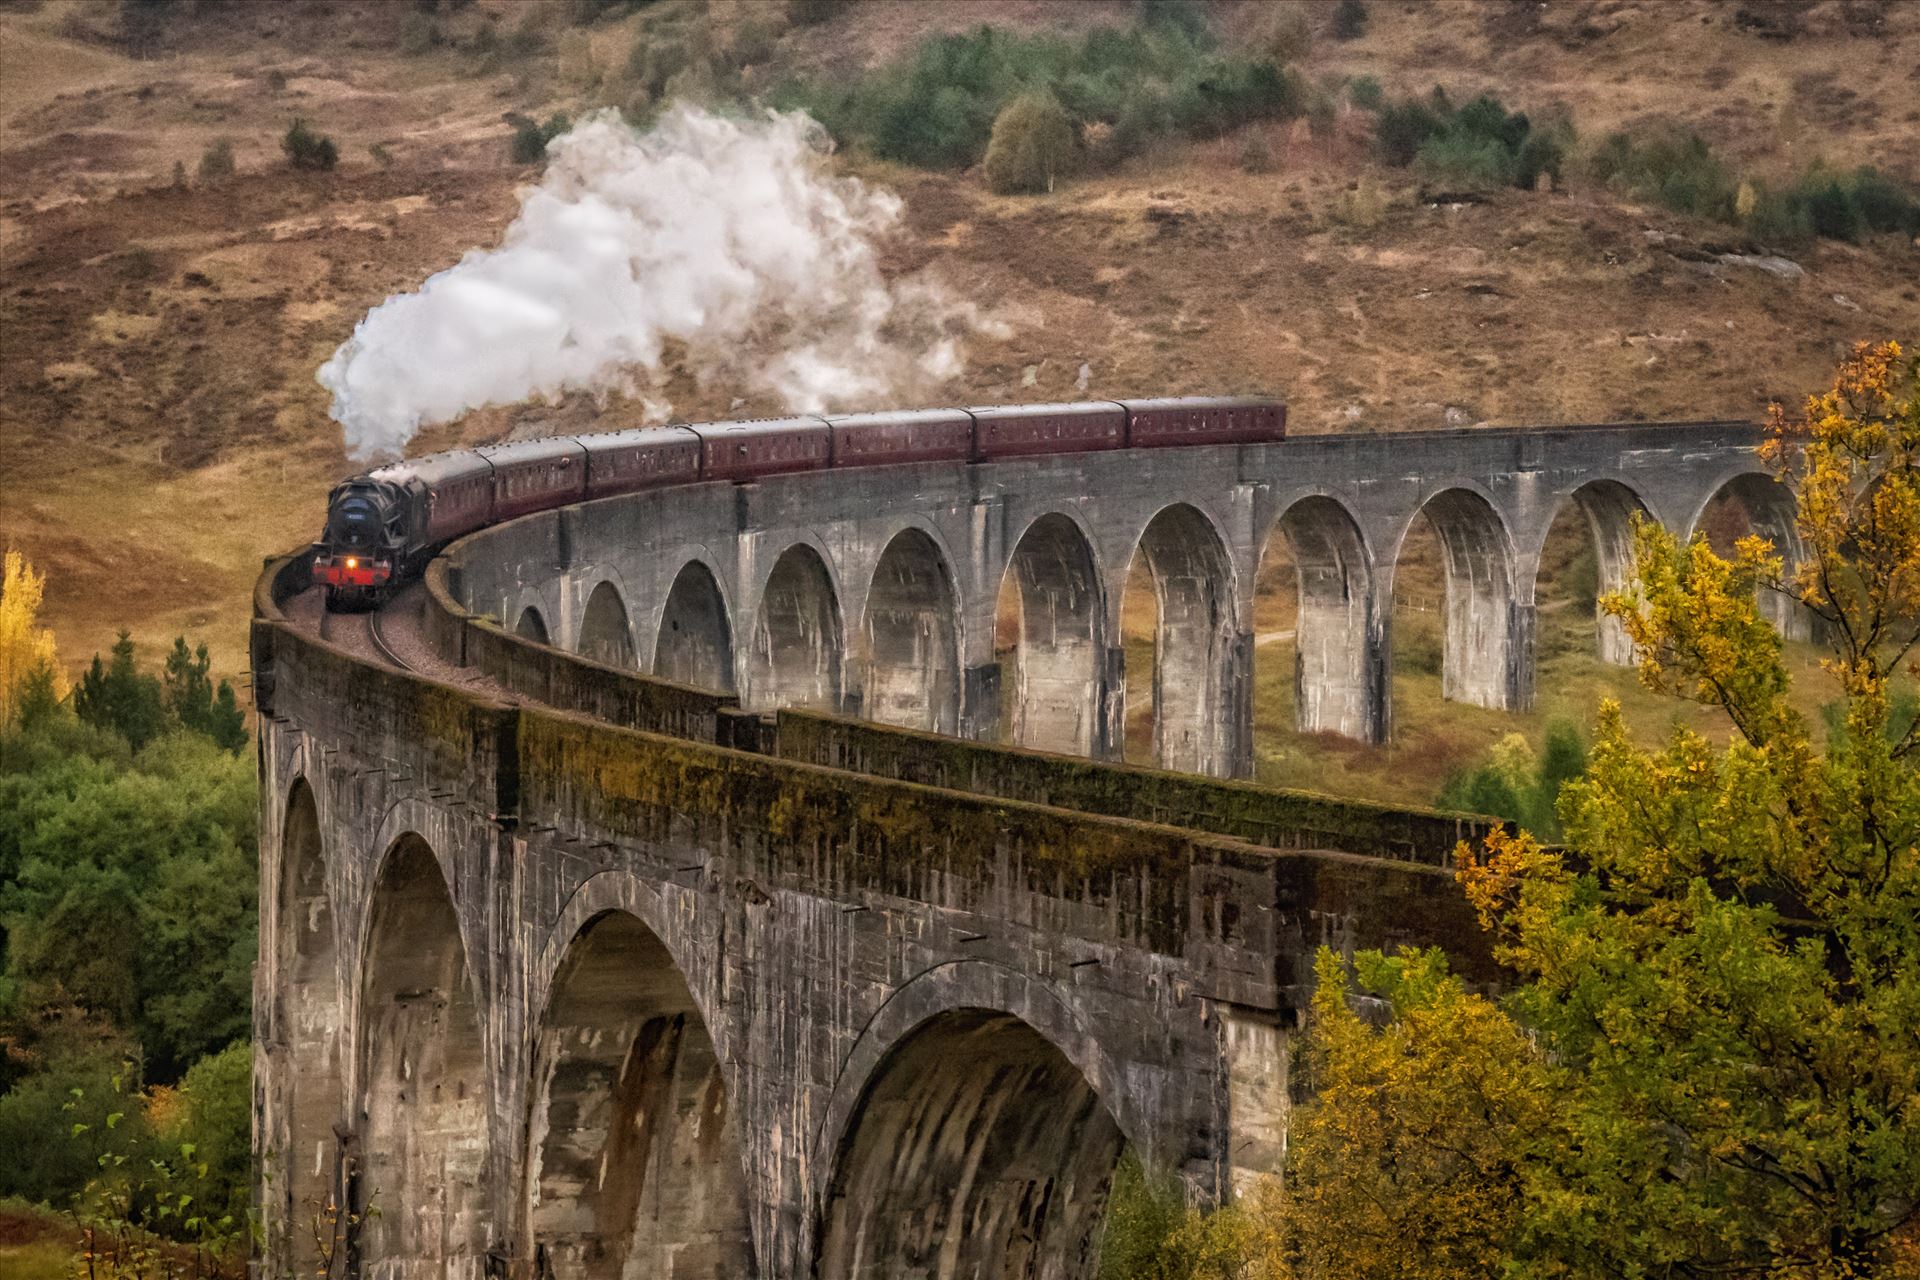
[319,106,993,461]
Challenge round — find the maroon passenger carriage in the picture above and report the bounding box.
[313,396,1287,609]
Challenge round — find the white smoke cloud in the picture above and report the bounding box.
[318,106,997,461]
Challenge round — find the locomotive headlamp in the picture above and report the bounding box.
[346,557,358,569]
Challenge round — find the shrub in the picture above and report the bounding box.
[1414,130,1512,189]
[508,112,571,164]
[788,0,850,23]
[368,142,393,167]
[1435,722,1586,836]
[1586,128,1736,221]
[783,19,1305,174]
[156,1042,252,1229]
[1330,177,1390,229]
[399,9,438,55]
[1346,73,1383,109]
[1842,165,1920,235]
[1253,2,1312,64]
[1332,0,1369,39]
[983,91,1075,194]
[1513,126,1567,189]
[263,67,288,93]
[197,137,234,181]
[281,118,338,171]
[1374,97,1442,166]
[1137,0,1207,39]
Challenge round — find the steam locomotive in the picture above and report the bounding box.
[314,396,1285,609]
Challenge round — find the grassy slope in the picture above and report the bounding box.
[0,0,1914,802]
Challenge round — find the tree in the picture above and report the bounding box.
[1280,343,1920,1280]
[1455,340,1920,1276]
[1283,948,1552,1279]
[163,639,247,752]
[75,632,167,751]
[0,549,66,730]
[1331,0,1369,41]
[983,91,1076,196]
[282,119,338,171]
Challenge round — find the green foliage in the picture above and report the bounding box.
[1587,127,1737,220]
[1428,343,1920,1277]
[68,1065,247,1278]
[163,640,246,753]
[782,20,1303,175]
[1332,0,1369,40]
[281,119,338,172]
[13,663,62,734]
[155,1042,251,1231]
[1098,1152,1188,1279]
[508,112,572,165]
[196,138,234,182]
[1377,89,1568,191]
[1137,0,1207,39]
[1345,73,1383,110]
[0,1041,152,1208]
[983,91,1076,195]
[1436,720,1586,837]
[1,719,256,1080]
[1372,95,1442,167]
[1095,1150,1272,1279]
[74,633,246,755]
[75,633,166,752]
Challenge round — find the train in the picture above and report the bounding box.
[314,395,1285,609]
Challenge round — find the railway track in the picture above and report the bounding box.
[367,609,413,673]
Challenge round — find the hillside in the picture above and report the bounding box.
[1,0,1915,801]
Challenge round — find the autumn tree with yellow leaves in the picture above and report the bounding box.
[0,548,67,729]
[1274,343,1920,1280]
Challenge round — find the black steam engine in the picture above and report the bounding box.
[315,396,1285,609]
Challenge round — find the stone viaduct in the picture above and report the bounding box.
[252,419,1791,1280]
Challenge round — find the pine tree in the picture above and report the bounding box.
[74,632,168,751]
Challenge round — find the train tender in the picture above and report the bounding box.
[313,395,1285,609]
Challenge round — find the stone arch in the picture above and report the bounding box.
[1124,504,1240,776]
[1546,479,1654,666]
[813,1007,1126,1280]
[355,834,489,1279]
[859,528,961,733]
[998,513,1107,757]
[517,604,552,645]
[1398,487,1518,710]
[1262,494,1378,740]
[577,580,636,668]
[1688,471,1813,641]
[523,911,756,1280]
[273,777,345,1272]
[746,544,844,713]
[655,560,736,693]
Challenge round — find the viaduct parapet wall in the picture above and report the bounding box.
[446,421,1786,767]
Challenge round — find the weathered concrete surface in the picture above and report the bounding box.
[253,579,1492,1280]
[446,421,1784,767]
[256,419,1800,1280]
